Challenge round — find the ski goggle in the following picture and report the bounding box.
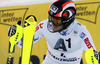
[48,16,62,26]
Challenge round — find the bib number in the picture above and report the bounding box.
[54,38,71,51]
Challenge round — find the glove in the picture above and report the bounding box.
[85,48,99,64]
[94,50,100,64]
[99,52,100,63]
[8,21,21,37]
[8,20,23,52]
[94,50,99,61]
[8,25,16,37]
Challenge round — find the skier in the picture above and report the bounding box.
[8,0,100,64]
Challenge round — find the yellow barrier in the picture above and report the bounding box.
[0,0,100,64]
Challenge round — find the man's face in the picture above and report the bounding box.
[51,22,63,32]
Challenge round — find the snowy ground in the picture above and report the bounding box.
[0,0,91,7]
[0,0,81,3]
[0,0,82,7]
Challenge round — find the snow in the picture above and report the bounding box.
[0,0,82,7]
